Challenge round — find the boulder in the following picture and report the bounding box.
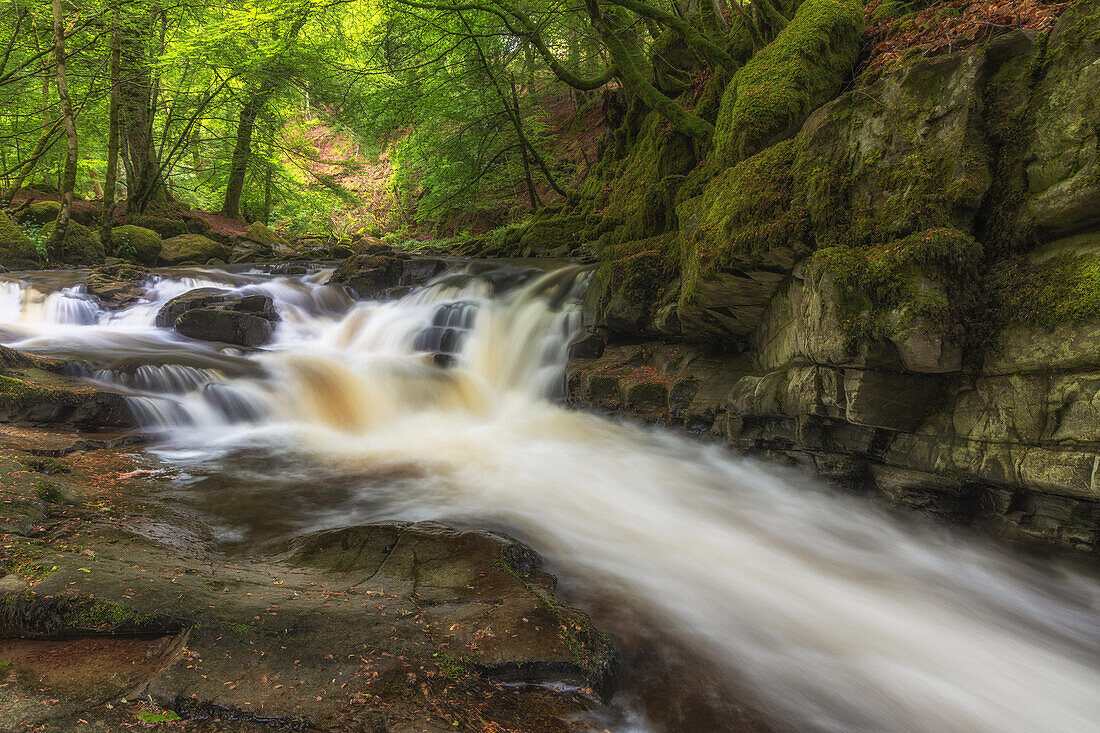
[159,234,230,266]
[109,224,162,266]
[0,212,44,270]
[84,263,149,308]
[175,306,276,347]
[331,252,447,298]
[42,220,105,266]
[156,288,279,346]
[229,222,296,263]
[14,200,60,226]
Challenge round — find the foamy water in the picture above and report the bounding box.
[1,264,1097,732]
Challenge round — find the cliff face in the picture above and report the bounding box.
[568,1,1100,552]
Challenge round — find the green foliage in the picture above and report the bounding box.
[712,0,864,168]
[33,479,72,504]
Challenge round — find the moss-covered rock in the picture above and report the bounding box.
[110,225,162,266]
[127,215,187,239]
[41,220,105,266]
[0,212,44,270]
[14,200,61,226]
[809,227,982,354]
[159,234,230,266]
[591,232,681,335]
[1020,0,1100,238]
[987,232,1100,329]
[602,113,697,244]
[711,0,864,168]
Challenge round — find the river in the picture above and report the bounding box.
[1,262,1098,732]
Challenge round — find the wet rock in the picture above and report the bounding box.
[174,306,276,347]
[229,222,296,263]
[85,262,149,308]
[158,234,230,266]
[568,331,605,359]
[157,288,279,347]
[0,347,132,429]
[331,251,448,298]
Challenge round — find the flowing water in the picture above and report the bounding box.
[1,263,1098,732]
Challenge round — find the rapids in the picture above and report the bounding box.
[1,264,1098,732]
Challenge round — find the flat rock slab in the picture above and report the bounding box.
[0,424,615,731]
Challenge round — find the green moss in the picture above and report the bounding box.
[712,0,864,168]
[159,233,230,265]
[33,479,72,504]
[867,0,914,25]
[16,456,70,474]
[434,652,473,679]
[0,211,44,270]
[42,219,106,266]
[0,374,55,403]
[812,227,982,338]
[594,232,680,333]
[15,200,61,226]
[128,215,187,239]
[603,113,697,243]
[987,252,1100,328]
[683,138,807,297]
[111,225,162,265]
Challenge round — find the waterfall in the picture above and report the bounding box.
[0,263,1097,732]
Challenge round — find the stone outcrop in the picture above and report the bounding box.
[572,3,1100,553]
[0,347,131,429]
[0,425,613,730]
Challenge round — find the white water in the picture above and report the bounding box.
[1,265,1098,732]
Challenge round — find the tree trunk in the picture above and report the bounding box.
[49,0,77,259]
[221,93,264,219]
[100,9,121,250]
[511,75,540,211]
[119,15,165,212]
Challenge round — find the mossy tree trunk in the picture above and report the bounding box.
[119,14,167,213]
[100,8,121,251]
[49,0,77,258]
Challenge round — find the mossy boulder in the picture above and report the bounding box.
[517,214,599,257]
[41,220,105,266]
[127,215,187,239]
[85,262,150,308]
[0,212,44,270]
[109,225,162,265]
[230,222,295,263]
[159,234,230,266]
[712,0,864,168]
[810,227,982,356]
[14,200,60,226]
